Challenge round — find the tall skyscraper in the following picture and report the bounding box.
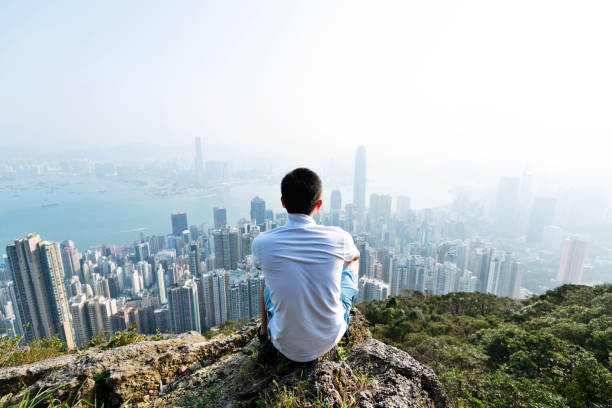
[250,196,266,225]
[353,146,367,218]
[6,234,75,348]
[557,236,588,283]
[171,213,188,236]
[330,190,342,211]
[194,137,204,185]
[526,197,557,244]
[213,207,227,229]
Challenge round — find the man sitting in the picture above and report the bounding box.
[252,168,360,362]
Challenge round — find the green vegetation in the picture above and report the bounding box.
[203,319,246,339]
[151,328,166,341]
[358,284,612,408]
[0,383,130,408]
[0,333,66,369]
[103,324,145,350]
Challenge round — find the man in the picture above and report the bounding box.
[252,168,360,362]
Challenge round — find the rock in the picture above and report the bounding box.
[0,309,448,407]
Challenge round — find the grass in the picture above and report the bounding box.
[182,387,220,408]
[0,333,67,369]
[0,383,131,408]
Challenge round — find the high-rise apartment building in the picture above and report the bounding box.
[250,196,266,225]
[212,227,241,270]
[213,207,227,229]
[353,146,367,223]
[60,241,81,279]
[201,270,229,329]
[156,265,167,305]
[188,243,201,276]
[356,277,389,302]
[557,236,588,283]
[169,279,201,333]
[6,234,75,348]
[171,213,188,236]
[228,274,263,321]
[433,262,458,295]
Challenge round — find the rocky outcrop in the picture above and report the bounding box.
[0,310,448,407]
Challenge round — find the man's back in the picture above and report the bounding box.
[252,213,358,362]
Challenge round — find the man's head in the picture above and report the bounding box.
[281,168,322,215]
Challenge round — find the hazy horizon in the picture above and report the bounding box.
[1,1,612,187]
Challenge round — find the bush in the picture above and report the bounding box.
[0,334,66,368]
[104,324,145,349]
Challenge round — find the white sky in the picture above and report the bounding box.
[1,1,611,187]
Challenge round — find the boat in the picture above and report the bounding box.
[41,202,60,208]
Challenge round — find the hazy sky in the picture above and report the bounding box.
[1,1,611,184]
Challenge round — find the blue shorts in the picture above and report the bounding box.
[263,264,359,335]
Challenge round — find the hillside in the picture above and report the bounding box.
[358,284,612,408]
[0,309,448,407]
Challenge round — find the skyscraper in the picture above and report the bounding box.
[526,197,556,244]
[353,146,367,217]
[250,196,266,225]
[557,236,588,283]
[6,234,75,348]
[213,207,227,229]
[330,190,342,227]
[330,190,342,211]
[194,137,204,185]
[171,213,188,236]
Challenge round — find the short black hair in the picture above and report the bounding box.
[281,168,322,215]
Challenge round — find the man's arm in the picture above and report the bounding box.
[344,250,360,267]
[259,278,267,336]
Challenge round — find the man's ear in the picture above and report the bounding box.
[315,199,323,211]
[280,196,285,208]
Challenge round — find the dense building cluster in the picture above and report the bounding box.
[0,143,593,350]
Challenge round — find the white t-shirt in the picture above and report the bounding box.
[252,213,359,362]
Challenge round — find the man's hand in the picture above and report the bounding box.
[344,251,360,267]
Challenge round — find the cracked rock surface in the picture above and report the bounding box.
[0,309,448,407]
